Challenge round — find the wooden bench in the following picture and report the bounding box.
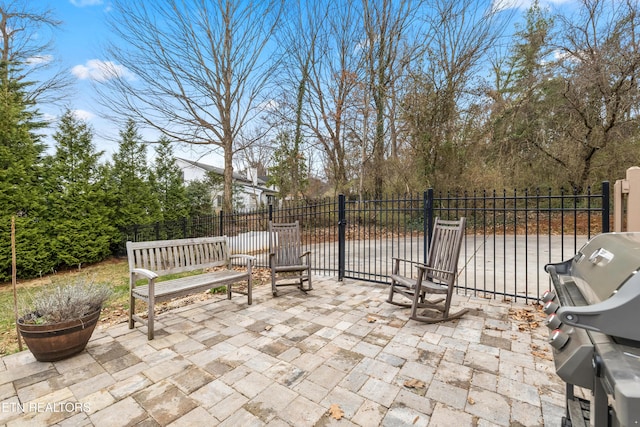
[126,236,254,340]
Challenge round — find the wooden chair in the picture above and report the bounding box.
[387,217,467,323]
[268,221,312,296]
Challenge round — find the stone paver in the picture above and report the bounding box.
[0,276,565,426]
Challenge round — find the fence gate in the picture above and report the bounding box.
[338,193,431,284]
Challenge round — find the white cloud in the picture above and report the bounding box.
[259,99,279,112]
[26,55,53,65]
[493,0,575,11]
[72,109,95,121]
[72,59,135,82]
[70,0,103,7]
[42,113,57,124]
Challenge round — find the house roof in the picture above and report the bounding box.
[177,158,276,194]
[178,158,255,183]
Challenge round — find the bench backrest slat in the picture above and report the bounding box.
[127,237,230,276]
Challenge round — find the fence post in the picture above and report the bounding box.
[602,181,610,233]
[338,194,346,281]
[219,211,224,236]
[613,167,640,231]
[424,189,434,264]
[268,204,273,221]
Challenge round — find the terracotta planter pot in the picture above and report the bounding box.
[17,308,101,362]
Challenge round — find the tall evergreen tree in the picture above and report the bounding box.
[149,137,189,221]
[490,0,562,187]
[185,180,213,217]
[110,119,160,227]
[44,110,116,268]
[268,131,308,200]
[0,58,50,280]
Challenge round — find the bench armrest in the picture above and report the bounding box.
[131,268,158,280]
[230,254,256,264]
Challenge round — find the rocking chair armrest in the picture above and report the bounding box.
[415,263,455,276]
[391,257,419,275]
[391,257,422,265]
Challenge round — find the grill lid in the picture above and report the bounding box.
[550,232,640,342]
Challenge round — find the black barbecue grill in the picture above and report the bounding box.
[545,232,640,427]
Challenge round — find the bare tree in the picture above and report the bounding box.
[554,0,640,190]
[302,0,365,195]
[0,0,72,105]
[361,0,425,197]
[267,0,329,199]
[403,0,511,189]
[98,0,282,213]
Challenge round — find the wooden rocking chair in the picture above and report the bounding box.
[268,221,312,296]
[387,217,467,323]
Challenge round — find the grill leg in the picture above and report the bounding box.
[564,383,575,427]
[592,377,609,427]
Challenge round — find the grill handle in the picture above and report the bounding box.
[556,273,640,342]
[544,260,572,275]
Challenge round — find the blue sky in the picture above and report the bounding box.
[38,0,577,166]
[42,1,117,152]
[40,0,222,165]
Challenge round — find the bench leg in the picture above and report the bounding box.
[129,294,135,329]
[147,307,154,340]
[227,283,232,300]
[248,277,252,305]
[147,293,155,340]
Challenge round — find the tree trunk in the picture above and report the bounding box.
[223,137,234,214]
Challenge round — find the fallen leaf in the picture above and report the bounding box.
[366,316,377,323]
[403,378,425,389]
[468,397,475,405]
[328,404,344,420]
[265,325,273,331]
[532,350,552,361]
[413,415,420,424]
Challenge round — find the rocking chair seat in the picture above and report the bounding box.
[273,262,310,273]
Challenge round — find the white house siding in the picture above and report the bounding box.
[176,158,276,211]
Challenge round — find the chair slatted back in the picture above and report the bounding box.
[269,221,303,267]
[127,236,229,276]
[425,218,466,285]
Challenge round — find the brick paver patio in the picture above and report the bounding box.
[0,277,565,426]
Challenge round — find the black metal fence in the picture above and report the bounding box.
[119,182,610,302]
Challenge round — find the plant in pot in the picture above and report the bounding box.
[17,278,112,362]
